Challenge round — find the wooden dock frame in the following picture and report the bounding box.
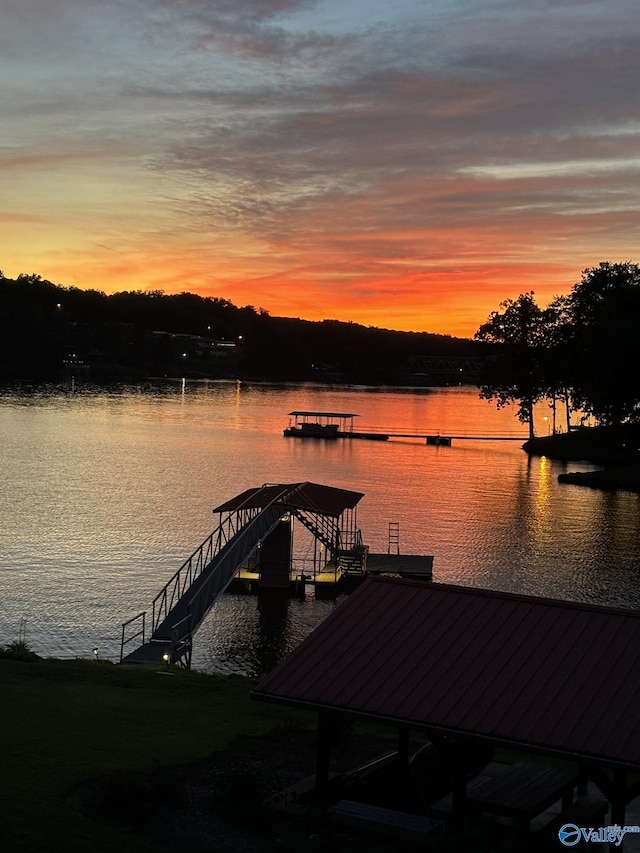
[227,552,434,600]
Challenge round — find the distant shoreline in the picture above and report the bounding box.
[524,425,640,492]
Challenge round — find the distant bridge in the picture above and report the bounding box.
[406,355,485,379]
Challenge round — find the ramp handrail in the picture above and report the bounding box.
[151,506,263,633]
[120,611,146,662]
[168,504,285,646]
[151,486,300,642]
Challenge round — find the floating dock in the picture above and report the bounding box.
[314,553,434,598]
[228,552,434,599]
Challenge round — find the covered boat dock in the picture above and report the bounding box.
[120,482,433,667]
[284,411,389,441]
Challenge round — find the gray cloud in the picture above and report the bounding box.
[153,23,640,213]
[149,0,351,61]
[4,0,640,330]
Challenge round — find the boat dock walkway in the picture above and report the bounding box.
[383,430,527,444]
[283,411,526,445]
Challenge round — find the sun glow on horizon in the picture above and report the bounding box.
[3,0,639,339]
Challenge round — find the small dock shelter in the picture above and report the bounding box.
[254,578,640,844]
[284,411,389,441]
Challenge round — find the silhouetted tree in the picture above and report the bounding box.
[475,292,555,439]
[563,262,640,427]
[541,293,579,432]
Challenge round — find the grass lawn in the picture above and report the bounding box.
[0,655,554,853]
[0,656,291,853]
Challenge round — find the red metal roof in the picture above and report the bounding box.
[213,481,364,517]
[254,577,640,769]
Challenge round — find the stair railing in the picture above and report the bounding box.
[120,611,146,662]
[292,509,340,556]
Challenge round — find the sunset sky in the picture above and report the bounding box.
[3,0,640,338]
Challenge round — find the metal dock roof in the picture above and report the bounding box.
[288,411,360,418]
[254,577,640,769]
[212,481,364,517]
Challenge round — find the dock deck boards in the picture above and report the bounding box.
[120,640,171,665]
[366,553,433,577]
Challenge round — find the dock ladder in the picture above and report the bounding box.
[388,522,400,555]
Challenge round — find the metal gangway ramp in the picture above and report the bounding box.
[119,482,365,667]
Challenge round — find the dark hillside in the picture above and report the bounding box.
[0,272,484,384]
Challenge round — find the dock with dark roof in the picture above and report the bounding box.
[120,482,433,666]
[282,410,526,444]
[284,410,390,441]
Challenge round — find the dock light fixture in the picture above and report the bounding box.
[92,647,99,660]
[162,652,170,669]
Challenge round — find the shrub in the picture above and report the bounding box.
[0,640,40,661]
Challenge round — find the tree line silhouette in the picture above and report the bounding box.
[3,262,636,421]
[475,262,640,438]
[0,271,479,385]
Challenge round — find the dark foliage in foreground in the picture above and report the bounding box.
[0,640,40,661]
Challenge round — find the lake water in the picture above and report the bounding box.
[2,379,639,676]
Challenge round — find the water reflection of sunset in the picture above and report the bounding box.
[3,383,640,674]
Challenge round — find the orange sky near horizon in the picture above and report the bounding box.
[3,0,640,339]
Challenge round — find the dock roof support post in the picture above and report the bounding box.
[577,761,589,796]
[397,726,411,766]
[610,769,628,852]
[315,712,334,807]
[451,766,468,825]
